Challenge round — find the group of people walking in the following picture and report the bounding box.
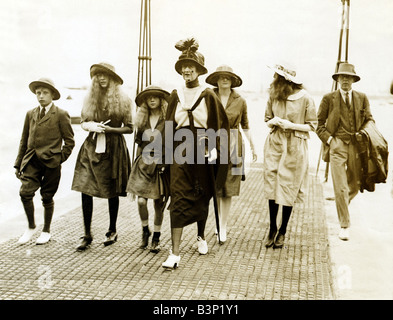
[14,37,382,270]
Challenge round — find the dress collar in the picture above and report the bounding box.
[287,89,306,101]
[176,84,206,109]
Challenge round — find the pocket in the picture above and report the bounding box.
[50,148,62,154]
[322,143,330,162]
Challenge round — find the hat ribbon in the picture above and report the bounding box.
[275,64,296,77]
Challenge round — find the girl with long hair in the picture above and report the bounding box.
[263,63,317,249]
[72,62,133,251]
[126,85,169,253]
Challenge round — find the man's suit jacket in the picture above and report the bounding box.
[14,104,75,172]
[316,90,374,144]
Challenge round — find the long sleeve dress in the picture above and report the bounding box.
[72,104,133,198]
[263,89,317,206]
[214,88,250,197]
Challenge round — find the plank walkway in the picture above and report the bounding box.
[0,164,335,300]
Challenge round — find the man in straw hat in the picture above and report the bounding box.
[14,77,75,245]
[316,63,374,241]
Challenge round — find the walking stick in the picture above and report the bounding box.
[317,0,350,182]
[209,163,220,244]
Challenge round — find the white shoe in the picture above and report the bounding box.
[218,229,227,244]
[17,228,36,244]
[162,252,181,269]
[36,232,51,245]
[197,236,208,254]
[339,228,349,241]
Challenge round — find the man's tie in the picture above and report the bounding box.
[40,107,46,120]
[345,92,351,108]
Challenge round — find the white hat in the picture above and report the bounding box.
[269,63,302,84]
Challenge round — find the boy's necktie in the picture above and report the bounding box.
[40,107,46,119]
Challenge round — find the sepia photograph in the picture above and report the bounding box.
[0,0,392,307]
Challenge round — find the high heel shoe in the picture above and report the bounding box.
[273,233,285,249]
[162,251,181,269]
[103,231,118,246]
[150,239,161,253]
[217,229,227,244]
[76,235,93,251]
[196,236,208,254]
[265,230,277,248]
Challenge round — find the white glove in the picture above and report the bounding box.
[81,121,105,133]
[266,116,281,128]
[207,147,218,162]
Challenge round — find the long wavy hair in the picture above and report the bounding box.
[134,98,168,131]
[81,75,131,121]
[269,73,303,101]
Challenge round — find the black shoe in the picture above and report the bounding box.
[104,231,118,246]
[140,228,151,249]
[150,239,161,253]
[150,232,161,253]
[265,230,277,248]
[77,235,93,251]
[273,233,285,249]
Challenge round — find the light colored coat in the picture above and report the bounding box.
[263,90,317,206]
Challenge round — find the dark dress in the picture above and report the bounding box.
[72,106,132,198]
[126,117,165,199]
[165,86,229,228]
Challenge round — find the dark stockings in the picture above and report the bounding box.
[280,205,293,235]
[81,193,119,235]
[22,199,36,229]
[42,200,54,233]
[268,200,293,235]
[108,196,119,232]
[268,200,279,232]
[82,193,93,235]
[197,219,207,239]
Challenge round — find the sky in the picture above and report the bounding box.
[1,0,393,99]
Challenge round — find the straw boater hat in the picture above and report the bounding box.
[332,62,360,82]
[29,77,61,100]
[174,38,208,75]
[206,65,243,88]
[269,63,302,85]
[90,62,124,84]
[135,85,170,106]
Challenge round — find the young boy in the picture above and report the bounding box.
[14,77,75,244]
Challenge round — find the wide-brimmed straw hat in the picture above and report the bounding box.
[269,63,302,85]
[90,62,123,84]
[135,85,170,106]
[29,77,61,100]
[174,38,208,75]
[332,62,360,82]
[206,65,243,88]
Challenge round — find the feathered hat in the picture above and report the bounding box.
[174,38,208,75]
